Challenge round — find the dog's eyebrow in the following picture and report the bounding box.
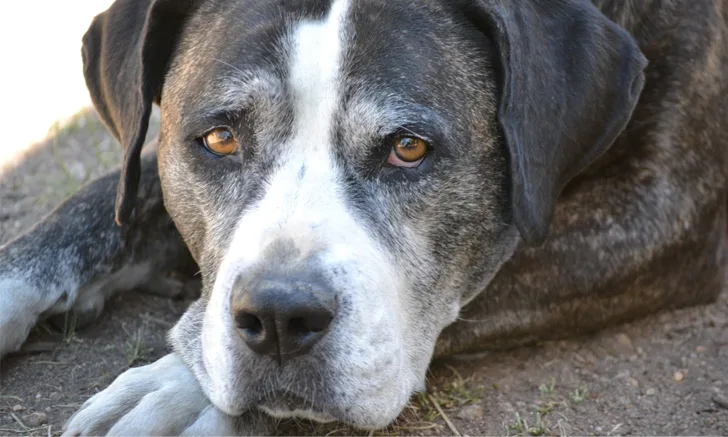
[346,97,450,140]
[209,68,286,113]
[382,105,449,138]
[182,69,287,133]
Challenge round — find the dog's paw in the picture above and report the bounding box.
[0,278,46,360]
[62,354,238,436]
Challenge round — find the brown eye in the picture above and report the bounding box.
[387,136,428,167]
[203,127,238,155]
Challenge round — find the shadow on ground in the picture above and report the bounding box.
[0,108,727,436]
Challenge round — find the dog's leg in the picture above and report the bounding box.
[0,149,196,359]
[435,164,728,356]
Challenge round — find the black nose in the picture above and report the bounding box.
[231,274,337,364]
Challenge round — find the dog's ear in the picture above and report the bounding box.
[468,0,647,245]
[82,0,202,225]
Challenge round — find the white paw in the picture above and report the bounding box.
[0,278,46,359]
[62,354,239,436]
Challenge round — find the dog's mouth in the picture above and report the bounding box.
[257,391,337,423]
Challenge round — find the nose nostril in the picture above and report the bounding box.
[288,312,333,335]
[236,311,263,335]
[309,313,333,333]
[288,317,309,335]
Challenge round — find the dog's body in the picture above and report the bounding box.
[0,0,727,434]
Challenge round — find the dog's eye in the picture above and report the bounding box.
[387,136,428,167]
[202,127,238,155]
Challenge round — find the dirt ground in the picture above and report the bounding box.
[1,109,727,436]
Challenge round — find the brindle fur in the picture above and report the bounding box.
[438,0,728,356]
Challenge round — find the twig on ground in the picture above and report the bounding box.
[428,394,461,437]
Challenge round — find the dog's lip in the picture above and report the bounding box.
[257,391,336,423]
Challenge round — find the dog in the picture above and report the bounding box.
[0,0,726,434]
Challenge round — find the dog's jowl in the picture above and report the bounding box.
[0,0,726,435]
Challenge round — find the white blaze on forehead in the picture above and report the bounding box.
[217,0,352,264]
[290,0,349,144]
[227,0,352,259]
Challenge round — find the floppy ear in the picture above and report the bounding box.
[82,0,202,226]
[468,0,647,245]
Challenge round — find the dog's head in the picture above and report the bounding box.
[82,0,645,428]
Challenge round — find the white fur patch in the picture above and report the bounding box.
[0,279,44,358]
[289,0,349,146]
